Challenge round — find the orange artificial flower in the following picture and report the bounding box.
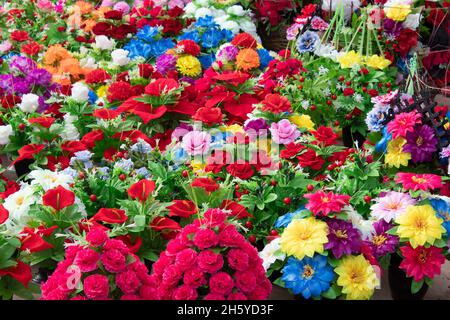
[236,48,260,71]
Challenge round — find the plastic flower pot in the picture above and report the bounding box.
[342,126,366,148]
[388,253,429,300]
[14,158,34,179]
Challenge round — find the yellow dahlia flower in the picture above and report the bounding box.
[176,55,202,77]
[365,55,391,70]
[335,255,379,300]
[280,217,328,260]
[385,137,411,168]
[396,204,445,248]
[289,114,315,131]
[338,50,362,69]
[385,5,411,22]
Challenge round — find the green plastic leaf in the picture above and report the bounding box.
[411,279,424,294]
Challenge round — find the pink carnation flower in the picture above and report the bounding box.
[270,119,300,145]
[83,274,110,300]
[73,248,100,272]
[181,130,211,155]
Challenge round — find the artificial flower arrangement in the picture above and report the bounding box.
[183,0,259,40]
[149,207,272,300]
[40,227,157,300]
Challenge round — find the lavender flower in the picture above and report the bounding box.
[156,54,177,75]
[296,31,320,53]
[403,125,438,163]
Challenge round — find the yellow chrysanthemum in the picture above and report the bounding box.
[365,55,391,70]
[221,124,244,134]
[385,137,410,168]
[335,255,379,300]
[191,160,207,176]
[236,48,260,71]
[385,5,411,22]
[96,85,109,98]
[337,50,362,69]
[280,217,328,260]
[176,55,202,77]
[396,204,445,248]
[289,114,315,131]
[444,122,449,130]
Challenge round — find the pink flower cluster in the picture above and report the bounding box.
[150,208,272,300]
[41,228,157,300]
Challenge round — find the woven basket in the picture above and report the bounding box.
[258,25,289,53]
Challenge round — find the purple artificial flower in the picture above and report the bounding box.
[216,45,239,62]
[25,68,52,87]
[156,54,177,75]
[9,56,37,74]
[179,76,195,85]
[244,118,269,132]
[324,219,361,259]
[12,78,31,95]
[366,220,399,258]
[0,74,14,93]
[403,124,438,163]
[172,123,193,141]
[383,19,402,37]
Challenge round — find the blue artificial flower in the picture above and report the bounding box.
[199,53,215,69]
[152,38,175,57]
[61,167,78,179]
[281,255,334,299]
[97,166,110,180]
[173,147,188,163]
[130,140,152,154]
[201,28,223,49]
[430,198,450,235]
[114,158,134,172]
[375,126,392,153]
[88,90,98,104]
[135,167,151,179]
[257,48,273,70]
[365,105,389,132]
[179,30,200,42]
[195,16,217,28]
[221,29,234,42]
[136,25,159,42]
[274,206,306,228]
[296,31,320,53]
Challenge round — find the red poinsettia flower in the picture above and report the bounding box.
[144,78,179,96]
[167,200,198,218]
[81,130,104,149]
[93,108,121,120]
[148,129,173,152]
[42,185,75,211]
[46,155,70,171]
[191,177,220,193]
[0,260,32,287]
[400,244,445,282]
[150,217,181,239]
[0,204,9,224]
[61,140,86,154]
[11,144,45,166]
[304,190,351,216]
[28,117,55,128]
[127,179,156,202]
[220,200,252,219]
[117,97,167,124]
[92,208,128,224]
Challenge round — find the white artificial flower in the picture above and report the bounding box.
[28,169,74,191]
[71,82,89,102]
[220,20,240,34]
[111,49,130,66]
[18,93,39,113]
[195,0,209,6]
[227,5,245,16]
[403,13,421,30]
[3,186,36,225]
[183,2,197,16]
[240,19,258,34]
[0,125,13,145]
[80,57,98,69]
[61,122,80,141]
[194,7,213,19]
[314,43,339,61]
[259,238,286,271]
[344,205,375,240]
[95,35,115,50]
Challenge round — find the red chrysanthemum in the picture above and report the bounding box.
[304,190,351,216]
[399,244,445,282]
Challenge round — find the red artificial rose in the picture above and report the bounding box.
[11,144,45,165]
[220,200,252,219]
[21,41,41,55]
[205,150,231,173]
[226,162,254,180]
[42,185,75,211]
[28,117,55,128]
[0,260,32,287]
[193,107,223,125]
[92,208,128,224]
[85,69,111,84]
[11,30,28,42]
[231,33,257,48]
[167,200,198,218]
[261,93,292,114]
[395,28,418,57]
[144,78,179,96]
[297,149,325,170]
[127,179,156,202]
[312,126,338,146]
[343,88,354,96]
[93,108,121,120]
[61,140,86,154]
[104,10,123,20]
[138,64,154,78]
[81,130,104,149]
[167,6,184,17]
[280,142,305,159]
[0,204,9,224]
[191,177,220,193]
[92,22,114,36]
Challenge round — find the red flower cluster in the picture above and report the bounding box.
[41,229,157,300]
[150,208,271,300]
[255,0,295,26]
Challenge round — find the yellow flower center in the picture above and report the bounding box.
[297,230,312,241]
[414,218,428,230]
[411,176,426,184]
[302,265,315,279]
[418,250,428,264]
[322,197,329,203]
[16,196,24,206]
[334,229,348,239]
[372,235,387,246]
[416,136,423,146]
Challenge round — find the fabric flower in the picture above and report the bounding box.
[366,220,399,258]
[385,137,411,168]
[325,220,361,259]
[395,173,443,191]
[403,125,438,163]
[399,244,445,282]
[304,191,351,216]
[270,119,300,145]
[370,191,416,222]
